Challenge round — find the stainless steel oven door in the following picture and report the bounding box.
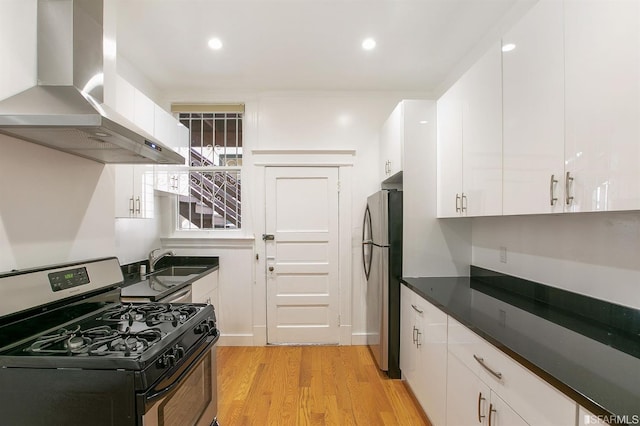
[142,332,218,426]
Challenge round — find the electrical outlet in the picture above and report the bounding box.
[499,246,507,263]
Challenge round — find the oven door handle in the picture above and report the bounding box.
[145,331,219,403]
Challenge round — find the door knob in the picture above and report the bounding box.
[268,266,274,272]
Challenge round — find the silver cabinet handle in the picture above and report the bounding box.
[387,160,391,174]
[415,329,422,348]
[411,304,423,314]
[473,354,502,380]
[488,403,496,426]
[129,197,135,214]
[550,174,558,206]
[455,193,461,212]
[477,392,486,423]
[461,193,468,213]
[135,196,141,214]
[565,171,574,206]
[412,326,418,344]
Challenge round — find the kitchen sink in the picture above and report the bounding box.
[150,266,210,277]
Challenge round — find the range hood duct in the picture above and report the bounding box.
[0,0,185,165]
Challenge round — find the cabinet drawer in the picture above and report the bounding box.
[448,317,575,425]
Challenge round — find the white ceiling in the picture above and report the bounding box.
[116,0,525,95]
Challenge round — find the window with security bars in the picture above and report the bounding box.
[177,112,242,230]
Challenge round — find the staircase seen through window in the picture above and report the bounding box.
[177,112,242,230]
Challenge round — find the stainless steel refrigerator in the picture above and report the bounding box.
[362,189,402,379]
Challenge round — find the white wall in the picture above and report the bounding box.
[162,91,424,343]
[472,212,640,310]
[0,135,116,270]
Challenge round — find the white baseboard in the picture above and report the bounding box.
[351,332,368,345]
[218,334,254,346]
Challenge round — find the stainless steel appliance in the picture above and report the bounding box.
[0,257,219,426]
[362,189,402,379]
[0,0,184,165]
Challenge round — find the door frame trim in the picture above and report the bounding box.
[252,150,354,345]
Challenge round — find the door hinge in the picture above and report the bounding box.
[337,181,341,193]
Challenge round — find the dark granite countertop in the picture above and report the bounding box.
[120,256,218,302]
[402,267,640,422]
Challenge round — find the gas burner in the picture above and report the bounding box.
[27,325,161,357]
[99,303,200,328]
[29,325,118,355]
[88,328,162,357]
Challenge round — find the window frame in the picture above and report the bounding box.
[173,109,244,232]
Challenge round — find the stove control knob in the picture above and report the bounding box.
[165,354,176,367]
[195,321,210,335]
[156,352,177,369]
[175,345,185,359]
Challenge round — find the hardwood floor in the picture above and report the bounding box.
[217,345,431,425]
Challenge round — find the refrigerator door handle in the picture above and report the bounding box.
[362,206,373,280]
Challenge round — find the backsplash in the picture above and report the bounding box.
[471,211,640,310]
[471,265,640,359]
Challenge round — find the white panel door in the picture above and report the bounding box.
[265,167,340,344]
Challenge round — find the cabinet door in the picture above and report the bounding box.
[446,351,491,426]
[133,90,155,135]
[400,285,418,385]
[192,269,219,305]
[437,82,464,218]
[564,0,640,212]
[115,76,135,121]
[460,43,503,217]
[502,0,565,215]
[415,294,448,426]
[489,391,529,426]
[113,164,135,217]
[381,102,404,179]
[113,165,154,218]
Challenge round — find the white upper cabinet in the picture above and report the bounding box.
[437,44,503,218]
[564,0,640,212]
[114,76,188,155]
[437,81,464,218]
[502,0,565,215]
[112,164,154,218]
[380,101,404,179]
[461,44,503,217]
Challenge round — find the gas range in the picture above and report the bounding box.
[0,257,219,426]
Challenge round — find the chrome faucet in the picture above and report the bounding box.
[148,248,175,273]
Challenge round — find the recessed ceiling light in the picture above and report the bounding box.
[419,120,429,124]
[362,38,376,51]
[502,43,516,52]
[208,38,223,50]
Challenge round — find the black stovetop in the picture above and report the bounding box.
[0,299,215,370]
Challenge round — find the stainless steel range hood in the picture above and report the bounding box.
[0,0,185,165]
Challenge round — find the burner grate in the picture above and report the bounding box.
[27,325,163,357]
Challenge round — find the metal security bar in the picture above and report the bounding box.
[177,112,242,230]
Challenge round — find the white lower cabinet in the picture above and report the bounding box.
[192,268,219,306]
[401,286,578,426]
[446,351,528,426]
[447,317,576,426]
[400,285,448,426]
